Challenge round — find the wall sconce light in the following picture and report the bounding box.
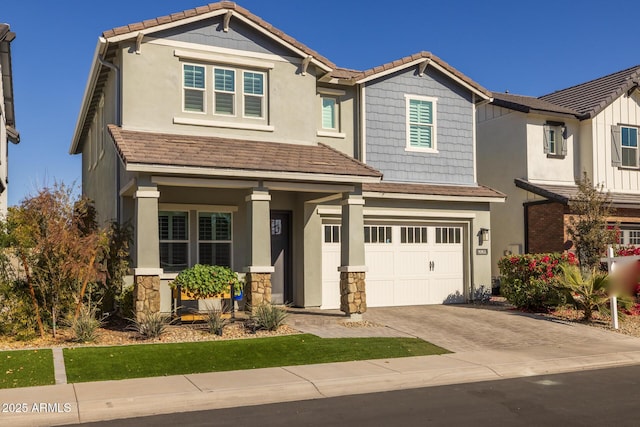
[479,228,490,242]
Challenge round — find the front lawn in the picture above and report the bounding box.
[64,334,448,383]
[0,349,55,389]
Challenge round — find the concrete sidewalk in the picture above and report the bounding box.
[4,304,640,426]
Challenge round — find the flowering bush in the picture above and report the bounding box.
[498,252,577,311]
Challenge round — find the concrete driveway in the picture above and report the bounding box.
[364,304,640,353]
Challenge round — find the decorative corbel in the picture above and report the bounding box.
[418,59,431,77]
[223,10,233,32]
[627,80,640,96]
[301,56,312,76]
[135,32,144,55]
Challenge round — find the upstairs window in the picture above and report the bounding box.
[214,68,235,115]
[406,95,437,150]
[321,97,337,130]
[183,64,205,113]
[622,126,638,168]
[543,122,567,157]
[243,71,265,118]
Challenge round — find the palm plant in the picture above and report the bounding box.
[556,264,610,321]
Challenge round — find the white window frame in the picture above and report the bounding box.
[435,227,462,244]
[321,96,338,130]
[621,126,639,168]
[242,70,266,120]
[405,94,438,153]
[159,211,190,272]
[400,226,428,244]
[182,63,207,114]
[364,225,393,244]
[197,211,234,267]
[213,66,236,117]
[323,225,341,243]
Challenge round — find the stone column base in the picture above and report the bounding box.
[340,271,366,315]
[245,272,272,312]
[134,275,161,321]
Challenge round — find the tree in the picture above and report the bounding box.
[566,173,618,270]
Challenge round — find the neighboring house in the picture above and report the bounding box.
[0,24,19,215]
[70,2,504,317]
[478,65,640,277]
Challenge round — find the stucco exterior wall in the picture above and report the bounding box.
[364,67,475,185]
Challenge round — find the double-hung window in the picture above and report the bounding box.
[159,211,189,272]
[183,64,205,113]
[198,212,232,267]
[406,95,437,150]
[543,122,567,157]
[243,71,265,118]
[214,68,235,115]
[321,97,337,130]
[622,126,638,168]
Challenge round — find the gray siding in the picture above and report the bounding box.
[154,17,293,57]
[365,67,475,185]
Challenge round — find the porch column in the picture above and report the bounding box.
[339,191,367,319]
[244,187,274,311]
[133,180,162,320]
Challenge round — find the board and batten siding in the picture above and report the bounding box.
[364,67,475,185]
[591,91,640,193]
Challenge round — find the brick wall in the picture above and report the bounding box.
[526,202,568,253]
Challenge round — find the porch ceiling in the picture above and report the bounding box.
[108,125,382,183]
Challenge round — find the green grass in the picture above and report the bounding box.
[0,349,55,389]
[64,334,449,383]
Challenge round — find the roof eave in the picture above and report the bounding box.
[69,38,108,155]
[362,191,505,203]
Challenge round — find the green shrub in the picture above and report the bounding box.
[116,284,134,319]
[251,303,288,331]
[498,253,576,311]
[0,279,38,341]
[170,265,243,299]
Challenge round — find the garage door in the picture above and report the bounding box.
[321,224,464,309]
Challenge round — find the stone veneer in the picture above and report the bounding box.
[134,275,160,321]
[245,272,272,312]
[340,272,367,314]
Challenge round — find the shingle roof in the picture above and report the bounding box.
[107,125,382,179]
[491,92,579,117]
[363,182,505,199]
[539,65,640,119]
[332,51,491,99]
[515,178,640,208]
[101,1,336,70]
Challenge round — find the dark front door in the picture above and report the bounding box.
[270,211,292,304]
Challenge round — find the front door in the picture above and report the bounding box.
[270,211,292,304]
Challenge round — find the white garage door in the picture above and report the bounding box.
[321,224,464,309]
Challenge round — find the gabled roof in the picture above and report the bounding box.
[540,65,640,119]
[515,178,640,208]
[331,51,491,100]
[107,126,382,182]
[491,92,579,117]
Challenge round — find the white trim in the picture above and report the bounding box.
[363,191,504,203]
[119,178,137,197]
[173,116,274,132]
[472,93,477,184]
[361,85,367,163]
[213,66,237,117]
[317,87,346,96]
[316,130,346,139]
[126,163,382,184]
[241,70,266,120]
[159,203,238,213]
[150,38,291,63]
[134,190,160,199]
[173,49,275,69]
[134,268,164,276]
[160,272,179,280]
[152,176,259,189]
[337,265,368,272]
[182,62,207,114]
[317,206,478,218]
[405,94,438,151]
[341,197,365,206]
[243,266,275,273]
[320,95,338,130]
[245,193,271,202]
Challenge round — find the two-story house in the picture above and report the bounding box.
[0,24,19,215]
[70,2,504,318]
[478,65,640,277]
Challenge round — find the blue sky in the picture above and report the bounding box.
[2,0,639,206]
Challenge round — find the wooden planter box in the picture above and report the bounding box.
[172,287,232,322]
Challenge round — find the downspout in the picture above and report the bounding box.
[97,45,122,223]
